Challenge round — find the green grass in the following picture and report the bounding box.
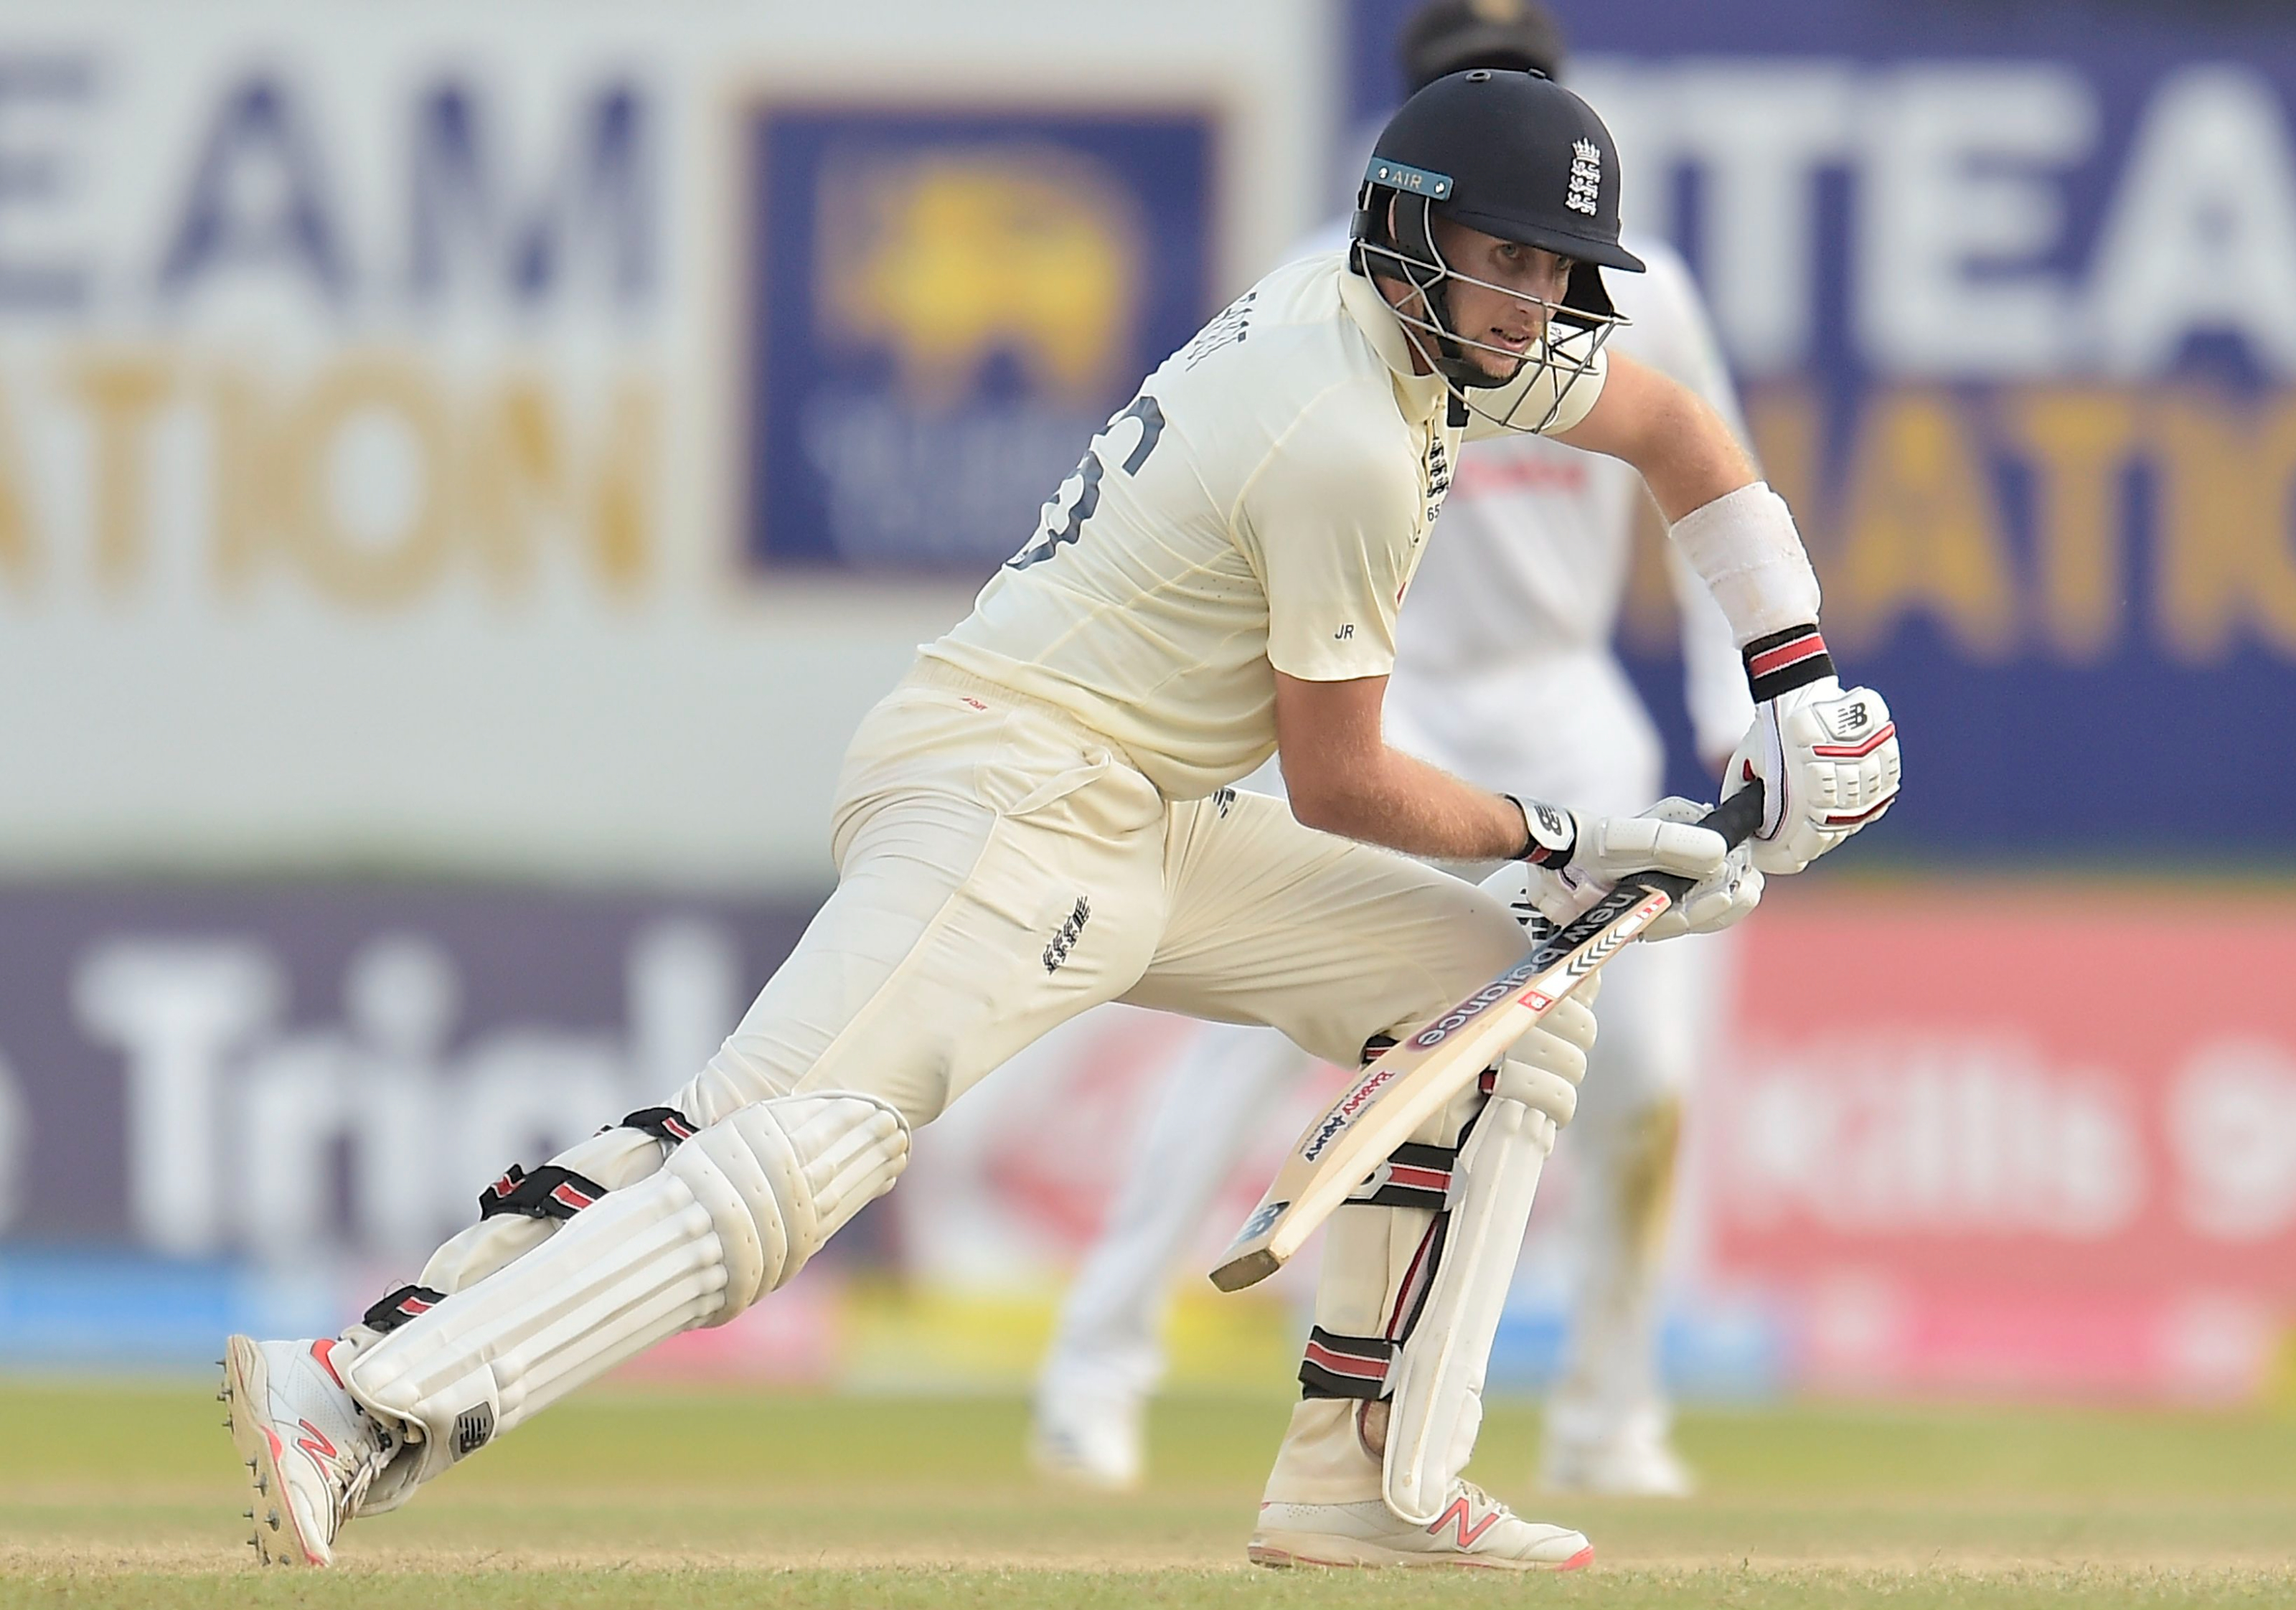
[2,1380,2294,1606]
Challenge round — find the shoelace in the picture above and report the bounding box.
[1453,1479,1510,1524]
[304,1412,402,1534]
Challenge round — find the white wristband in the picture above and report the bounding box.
[1668,481,1822,646]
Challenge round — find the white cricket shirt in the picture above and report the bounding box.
[924,251,1604,801]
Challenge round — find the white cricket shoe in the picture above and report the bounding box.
[220,1334,400,1566]
[1248,1480,1594,1571]
[1027,1377,1144,1492]
[1541,1426,1696,1497]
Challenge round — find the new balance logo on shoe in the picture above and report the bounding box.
[296,1419,339,1462]
[1429,1493,1501,1549]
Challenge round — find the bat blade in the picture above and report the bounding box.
[1206,781,1764,1294]
[1207,879,1672,1291]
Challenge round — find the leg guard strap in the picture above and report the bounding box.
[1345,1141,1457,1213]
[479,1164,609,1221]
[1299,1327,1396,1400]
[362,1284,447,1335]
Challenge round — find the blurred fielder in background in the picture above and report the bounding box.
[1033,0,1756,1500]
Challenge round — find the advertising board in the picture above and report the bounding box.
[1708,882,2296,1400]
[0,0,1325,884]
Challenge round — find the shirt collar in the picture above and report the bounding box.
[1337,258,1452,425]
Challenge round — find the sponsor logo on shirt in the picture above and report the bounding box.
[1043,896,1092,973]
[1424,435,1453,527]
[1183,289,1256,368]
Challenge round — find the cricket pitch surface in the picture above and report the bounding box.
[3,1381,2293,1607]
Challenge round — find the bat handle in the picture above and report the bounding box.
[1634,780,1764,905]
[1700,777,1764,851]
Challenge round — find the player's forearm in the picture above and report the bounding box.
[1283,745,1527,861]
[1559,354,1756,522]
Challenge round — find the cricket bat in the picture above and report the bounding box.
[1208,783,1764,1293]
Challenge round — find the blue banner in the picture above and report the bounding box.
[741,106,1214,575]
[1350,0,2296,857]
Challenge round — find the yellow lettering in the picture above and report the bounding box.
[281,356,451,609]
[462,373,654,600]
[1743,381,1827,552]
[61,352,171,595]
[0,371,38,593]
[2006,389,2140,662]
[590,377,655,596]
[2150,390,2296,662]
[1832,388,2015,659]
[210,365,280,593]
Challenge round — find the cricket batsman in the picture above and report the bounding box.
[223,65,1899,1571]
[1033,0,1753,1501]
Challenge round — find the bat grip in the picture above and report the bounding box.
[1701,777,1764,850]
[1636,778,1764,904]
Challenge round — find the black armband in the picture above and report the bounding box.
[1743,623,1835,702]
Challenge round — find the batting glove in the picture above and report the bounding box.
[1724,626,1901,875]
[1503,795,1751,939]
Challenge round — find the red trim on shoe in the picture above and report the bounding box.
[1559,1545,1596,1571]
[295,1419,339,1461]
[309,1337,344,1388]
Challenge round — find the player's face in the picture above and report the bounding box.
[1426,215,1573,383]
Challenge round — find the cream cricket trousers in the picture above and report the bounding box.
[665,663,1529,1131]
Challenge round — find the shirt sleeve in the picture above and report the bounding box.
[1236,390,1422,682]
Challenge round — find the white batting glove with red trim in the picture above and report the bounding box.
[1495,798,1752,940]
[1723,626,1900,875]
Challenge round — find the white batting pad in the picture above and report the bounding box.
[343,1092,907,1484]
[1381,1096,1556,1525]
